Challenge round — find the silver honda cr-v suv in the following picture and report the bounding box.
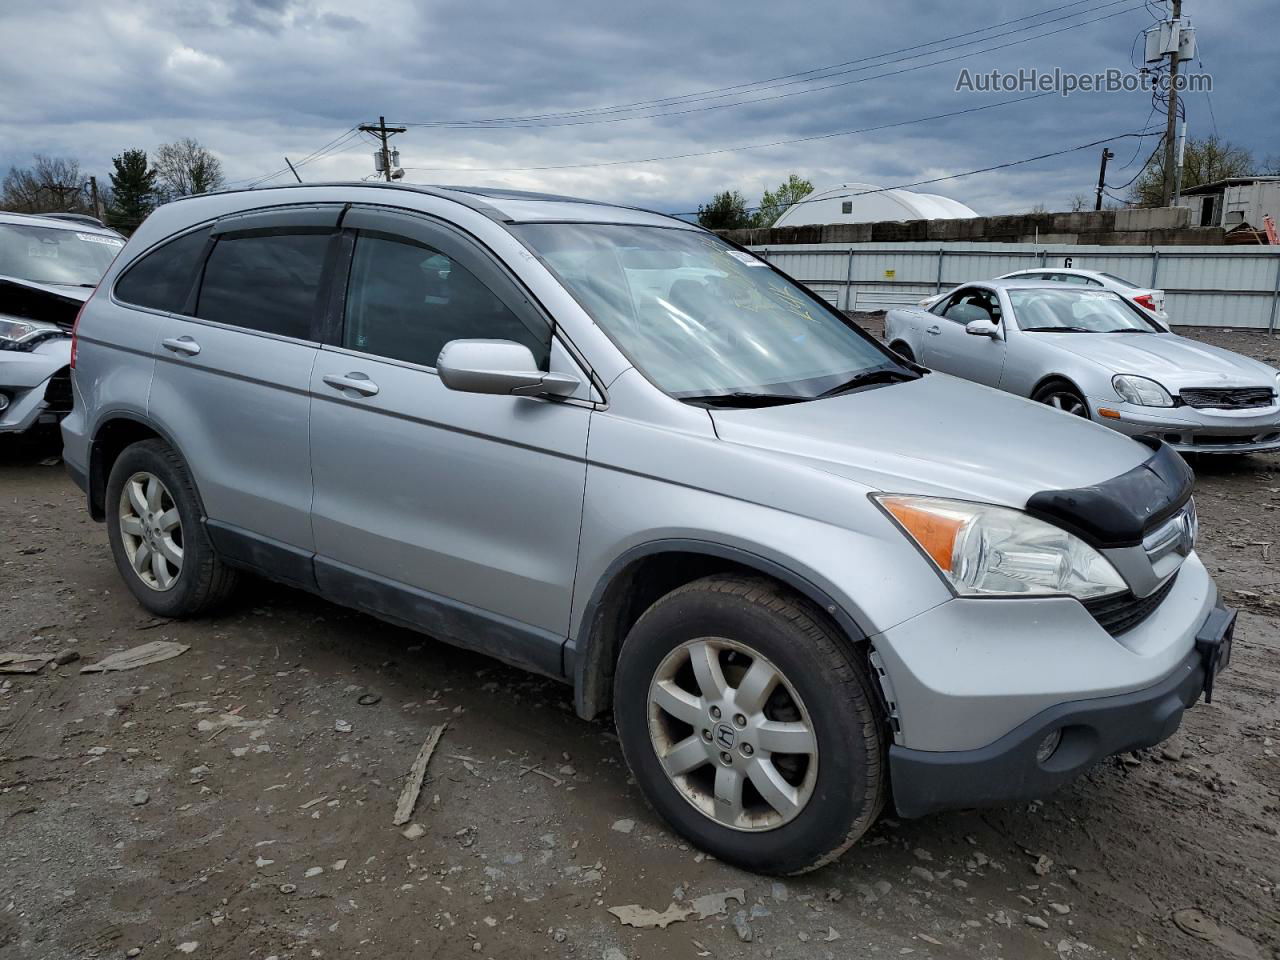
[62,183,1234,874]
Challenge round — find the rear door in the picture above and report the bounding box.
[307,206,591,677]
[923,286,1008,387]
[148,205,342,583]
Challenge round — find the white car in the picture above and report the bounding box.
[997,268,1168,327]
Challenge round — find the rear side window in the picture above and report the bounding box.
[115,228,210,313]
[342,233,550,369]
[196,232,330,340]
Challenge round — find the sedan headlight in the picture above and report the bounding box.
[0,316,63,352]
[1113,374,1173,407]
[875,495,1126,600]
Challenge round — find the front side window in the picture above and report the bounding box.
[342,234,549,369]
[941,288,999,325]
[196,232,331,339]
[115,227,210,313]
[1009,289,1160,333]
[0,223,123,287]
[512,223,902,401]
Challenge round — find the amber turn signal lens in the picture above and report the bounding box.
[882,500,966,572]
[1098,407,1121,419]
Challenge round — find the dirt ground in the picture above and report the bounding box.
[2,324,1278,960]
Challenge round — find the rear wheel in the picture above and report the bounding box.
[1033,381,1089,418]
[105,440,238,617]
[614,576,886,874]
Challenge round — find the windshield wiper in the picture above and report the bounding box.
[817,367,919,399]
[680,392,810,408]
[1021,326,1093,333]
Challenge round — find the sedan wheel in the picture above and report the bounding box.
[648,637,818,831]
[118,471,184,591]
[1035,385,1090,418]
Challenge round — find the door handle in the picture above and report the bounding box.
[161,336,201,356]
[926,325,941,336]
[323,372,380,397]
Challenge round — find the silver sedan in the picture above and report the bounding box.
[885,280,1280,454]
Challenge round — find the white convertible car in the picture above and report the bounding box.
[886,279,1280,455]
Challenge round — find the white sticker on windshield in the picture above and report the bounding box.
[726,250,767,266]
[77,233,125,246]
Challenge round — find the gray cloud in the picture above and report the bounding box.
[1,0,1275,216]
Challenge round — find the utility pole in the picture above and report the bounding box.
[1161,0,1183,207]
[358,116,406,182]
[88,176,104,221]
[1172,120,1188,205]
[1094,148,1115,211]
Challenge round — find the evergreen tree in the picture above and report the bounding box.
[107,149,159,233]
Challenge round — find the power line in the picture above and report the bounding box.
[387,1,1145,131]
[400,0,1136,127]
[666,129,1164,217]
[402,92,1055,174]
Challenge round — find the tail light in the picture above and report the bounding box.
[70,288,95,370]
[1133,293,1157,313]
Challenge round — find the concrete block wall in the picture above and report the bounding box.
[719,206,1223,248]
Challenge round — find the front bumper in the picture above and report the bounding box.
[0,377,62,433]
[1086,398,1280,454]
[889,602,1235,818]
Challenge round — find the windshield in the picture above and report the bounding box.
[512,223,901,400]
[0,223,123,287]
[1009,288,1159,333]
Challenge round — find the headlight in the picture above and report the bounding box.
[0,316,63,351]
[875,495,1126,600]
[1113,374,1173,407]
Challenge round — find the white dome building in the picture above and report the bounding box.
[773,182,977,227]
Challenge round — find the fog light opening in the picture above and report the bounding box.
[1035,729,1063,765]
[0,392,9,413]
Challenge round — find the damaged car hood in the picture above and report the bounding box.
[0,274,93,328]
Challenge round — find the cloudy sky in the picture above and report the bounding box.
[1,0,1275,217]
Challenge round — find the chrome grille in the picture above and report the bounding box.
[1179,387,1275,409]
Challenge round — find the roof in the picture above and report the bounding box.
[774,182,978,227]
[0,210,122,237]
[173,181,696,230]
[1180,176,1280,196]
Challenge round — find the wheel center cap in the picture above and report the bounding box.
[713,722,736,750]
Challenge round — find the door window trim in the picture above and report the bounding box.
[182,204,348,345]
[325,204,605,400]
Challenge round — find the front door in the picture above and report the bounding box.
[307,207,590,677]
[924,286,1008,388]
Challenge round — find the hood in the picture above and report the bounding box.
[1041,331,1277,390]
[0,275,92,328]
[709,373,1152,508]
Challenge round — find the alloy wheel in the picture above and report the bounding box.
[117,471,183,591]
[1042,391,1088,417]
[647,637,818,831]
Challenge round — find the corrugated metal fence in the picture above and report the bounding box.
[747,241,1280,330]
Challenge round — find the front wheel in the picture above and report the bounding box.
[614,576,886,874]
[1033,382,1090,418]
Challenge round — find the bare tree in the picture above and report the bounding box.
[1131,135,1257,207]
[1,155,92,213]
[1068,194,1091,212]
[154,138,225,198]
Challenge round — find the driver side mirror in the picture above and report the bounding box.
[965,318,1000,338]
[437,339,581,398]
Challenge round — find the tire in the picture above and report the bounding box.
[614,575,886,875]
[889,342,915,363]
[105,439,238,617]
[1032,380,1090,418]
